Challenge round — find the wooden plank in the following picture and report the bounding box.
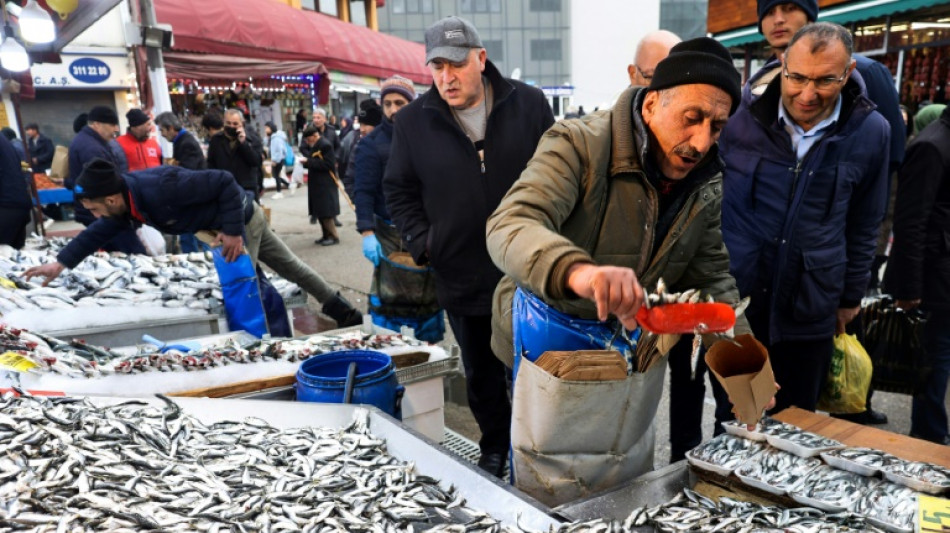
[168,374,295,398]
[774,407,950,468]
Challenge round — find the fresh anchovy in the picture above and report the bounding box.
[821,447,899,475]
[687,434,765,474]
[766,427,844,456]
[853,480,918,532]
[790,464,880,511]
[616,489,884,533]
[723,416,798,441]
[883,459,950,493]
[735,447,822,493]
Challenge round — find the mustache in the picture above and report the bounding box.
[673,145,703,160]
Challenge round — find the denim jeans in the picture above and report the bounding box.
[911,310,950,442]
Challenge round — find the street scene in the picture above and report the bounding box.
[1,0,949,531]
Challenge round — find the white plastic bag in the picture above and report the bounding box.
[136,225,166,256]
[290,158,305,185]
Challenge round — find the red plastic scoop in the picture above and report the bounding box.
[635,302,737,334]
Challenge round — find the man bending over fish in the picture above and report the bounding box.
[24,159,362,328]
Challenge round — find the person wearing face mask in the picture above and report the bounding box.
[207,109,265,197]
[115,109,163,171]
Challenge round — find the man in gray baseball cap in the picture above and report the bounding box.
[424,15,483,64]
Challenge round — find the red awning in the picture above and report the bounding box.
[154,0,432,85]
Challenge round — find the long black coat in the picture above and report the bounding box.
[172,129,206,170]
[300,137,339,218]
[207,132,263,193]
[885,106,950,312]
[383,60,555,314]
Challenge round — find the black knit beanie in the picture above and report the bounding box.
[73,113,88,134]
[757,0,818,33]
[358,99,383,127]
[648,37,742,115]
[75,158,124,199]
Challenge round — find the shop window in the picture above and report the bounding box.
[460,0,501,13]
[301,0,316,10]
[529,0,561,12]
[483,39,503,61]
[531,39,562,61]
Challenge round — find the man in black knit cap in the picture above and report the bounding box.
[487,37,757,487]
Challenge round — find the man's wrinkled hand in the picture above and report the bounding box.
[566,263,644,330]
[214,234,244,262]
[23,262,65,287]
[835,306,861,335]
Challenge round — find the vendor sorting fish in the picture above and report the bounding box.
[0,0,919,519]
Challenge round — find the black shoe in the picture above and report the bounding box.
[832,409,888,425]
[334,217,343,227]
[317,237,340,246]
[865,408,888,425]
[321,292,363,327]
[476,452,507,478]
[309,216,317,225]
[910,433,950,445]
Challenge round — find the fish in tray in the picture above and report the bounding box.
[765,427,844,457]
[615,488,883,532]
[882,459,950,494]
[789,464,880,512]
[722,416,799,441]
[821,447,900,477]
[686,433,766,475]
[0,392,521,532]
[853,481,918,533]
[734,446,822,494]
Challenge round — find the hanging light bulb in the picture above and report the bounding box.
[0,26,29,72]
[18,0,56,44]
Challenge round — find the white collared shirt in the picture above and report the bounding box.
[778,95,843,161]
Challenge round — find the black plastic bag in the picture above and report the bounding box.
[862,296,929,395]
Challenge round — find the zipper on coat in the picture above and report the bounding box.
[788,159,803,209]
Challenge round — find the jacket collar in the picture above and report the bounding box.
[422,59,514,118]
[82,125,111,147]
[610,86,724,183]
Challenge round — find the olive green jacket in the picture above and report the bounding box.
[487,86,751,367]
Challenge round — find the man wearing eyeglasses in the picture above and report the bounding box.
[627,30,681,87]
[717,22,889,415]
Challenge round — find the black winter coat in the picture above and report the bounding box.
[28,134,54,173]
[885,106,950,311]
[0,134,30,210]
[172,129,206,170]
[300,137,339,218]
[67,126,117,226]
[207,131,263,193]
[383,60,555,314]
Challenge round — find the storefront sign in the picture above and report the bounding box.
[31,53,130,89]
[542,86,574,97]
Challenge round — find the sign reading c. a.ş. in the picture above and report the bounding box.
[69,57,110,84]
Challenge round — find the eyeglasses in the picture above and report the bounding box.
[636,64,654,82]
[782,66,849,90]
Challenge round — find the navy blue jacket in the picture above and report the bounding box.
[719,73,890,342]
[383,59,555,314]
[353,117,393,233]
[746,56,905,171]
[28,134,54,173]
[0,134,31,210]
[57,166,249,268]
[68,126,117,226]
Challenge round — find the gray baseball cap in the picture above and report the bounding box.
[425,16,483,64]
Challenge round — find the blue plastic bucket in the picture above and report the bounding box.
[295,350,404,419]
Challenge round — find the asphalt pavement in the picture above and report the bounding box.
[47,184,931,466]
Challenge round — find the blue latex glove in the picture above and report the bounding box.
[362,234,382,266]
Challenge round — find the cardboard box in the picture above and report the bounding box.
[705,334,777,426]
[401,377,445,442]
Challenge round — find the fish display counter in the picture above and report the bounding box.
[0,392,562,530]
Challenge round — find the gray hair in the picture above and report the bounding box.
[787,22,854,58]
[313,107,327,117]
[154,112,182,131]
[224,108,245,123]
[657,86,680,106]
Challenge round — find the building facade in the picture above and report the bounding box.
[661,0,708,39]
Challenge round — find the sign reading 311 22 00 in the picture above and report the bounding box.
[69,57,110,84]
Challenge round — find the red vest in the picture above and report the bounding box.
[116,133,162,171]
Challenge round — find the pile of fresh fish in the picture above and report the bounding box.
[765,427,844,457]
[734,447,822,494]
[0,393,519,532]
[686,434,765,475]
[723,416,798,441]
[5,327,424,379]
[821,447,899,476]
[618,489,882,533]
[883,460,950,494]
[0,243,302,313]
[853,481,918,532]
[790,465,880,511]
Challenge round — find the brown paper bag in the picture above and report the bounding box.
[49,145,68,180]
[705,334,777,426]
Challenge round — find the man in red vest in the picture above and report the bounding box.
[116,109,162,171]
